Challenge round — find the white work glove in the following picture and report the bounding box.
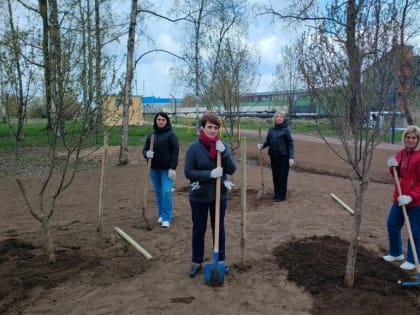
[257,143,263,150]
[146,150,154,158]
[168,169,176,181]
[224,180,234,191]
[398,195,413,206]
[210,167,223,178]
[289,159,294,167]
[387,157,398,167]
[216,140,226,153]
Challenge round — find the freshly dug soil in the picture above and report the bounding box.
[1,136,419,314]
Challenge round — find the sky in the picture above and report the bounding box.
[109,1,296,98]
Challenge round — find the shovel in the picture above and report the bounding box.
[142,134,154,230]
[392,167,420,287]
[256,128,265,200]
[204,151,225,286]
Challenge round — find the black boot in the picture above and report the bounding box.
[189,263,202,278]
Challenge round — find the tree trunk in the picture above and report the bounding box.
[344,204,361,287]
[39,0,53,131]
[119,0,137,165]
[94,0,103,126]
[7,0,25,141]
[41,217,56,264]
[344,234,359,287]
[344,179,365,287]
[49,0,66,137]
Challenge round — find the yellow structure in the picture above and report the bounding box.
[103,95,143,126]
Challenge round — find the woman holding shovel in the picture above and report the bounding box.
[384,125,420,270]
[143,112,179,228]
[184,113,236,278]
[258,111,295,202]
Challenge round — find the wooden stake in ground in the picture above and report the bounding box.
[142,134,154,230]
[240,137,247,265]
[97,132,108,232]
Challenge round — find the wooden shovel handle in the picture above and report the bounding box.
[214,151,221,252]
[141,134,155,230]
[143,134,155,206]
[392,167,420,269]
[147,134,155,169]
[258,128,264,186]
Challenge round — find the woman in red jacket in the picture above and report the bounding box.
[383,125,420,270]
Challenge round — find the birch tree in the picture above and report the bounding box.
[118,0,137,165]
[117,0,186,164]
[2,0,38,141]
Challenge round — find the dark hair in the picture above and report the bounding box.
[153,112,171,130]
[200,112,221,128]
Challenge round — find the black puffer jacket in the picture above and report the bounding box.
[143,116,179,170]
[262,120,294,158]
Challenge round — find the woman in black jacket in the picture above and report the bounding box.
[143,112,179,228]
[184,113,236,278]
[258,111,294,202]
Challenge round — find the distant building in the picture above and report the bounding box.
[392,45,420,110]
[239,90,318,115]
[364,45,420,111]
[103,95,143,126]
[142,96,183,114]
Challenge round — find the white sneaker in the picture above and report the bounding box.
[400,261,416,270]
[158,217,162,223]
[383,254,404,262]
[162,221,170,228]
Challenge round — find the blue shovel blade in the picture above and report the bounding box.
[400,280,420,287]
[204,262,225,286]
[399,272,420,287]
[204,253,225,286]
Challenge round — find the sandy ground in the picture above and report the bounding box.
[1,135,420,314]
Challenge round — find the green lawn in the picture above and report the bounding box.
[0,117,403,149]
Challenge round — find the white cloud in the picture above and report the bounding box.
[256,36,279,65]
[258,73,275,92]
[155,33,180,54]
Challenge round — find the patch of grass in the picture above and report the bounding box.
[1,117,402,150]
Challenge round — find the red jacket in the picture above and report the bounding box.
[391,149,420,207]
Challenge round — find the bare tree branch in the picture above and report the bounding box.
[134,49,185,69]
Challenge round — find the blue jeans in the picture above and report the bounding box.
[189,199,227,264]
[149,169,174,222]
[386,203,420,263]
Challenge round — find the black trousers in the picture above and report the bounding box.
[270,154,290,200]
[189,199,227,264]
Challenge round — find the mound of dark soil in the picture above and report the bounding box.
[274,235,420,314]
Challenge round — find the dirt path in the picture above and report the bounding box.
[1,137,419,314]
